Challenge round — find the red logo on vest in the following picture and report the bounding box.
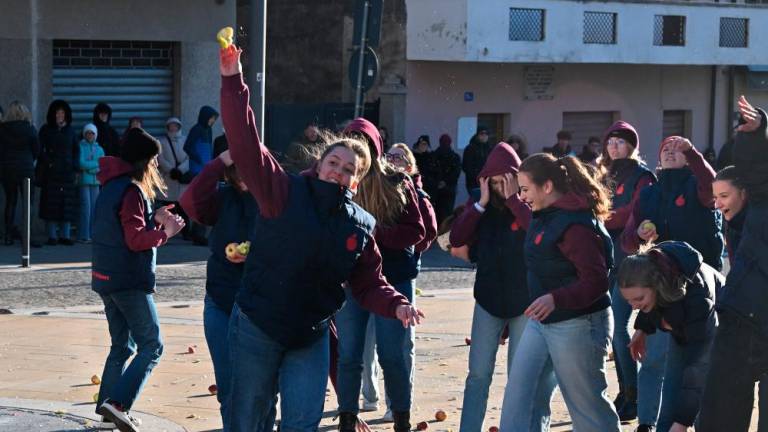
[510,221,520,231]
[346,234,358,251]
[92,271,110,281]
[675,195,686,207]
[534,232,544,245]
[616,184,625,195]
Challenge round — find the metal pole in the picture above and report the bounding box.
[354,0,370,118]
[248,0,267,139]
[22,178,30,268]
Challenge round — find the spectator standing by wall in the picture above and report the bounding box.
[462,126,493,194]
[0,101,40,245]
[38,99,78,246]
[77,123,105,243]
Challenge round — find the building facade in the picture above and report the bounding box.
[406,0,768,168]
[0,0,235,136]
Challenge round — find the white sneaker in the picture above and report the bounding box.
[96,417,117,430]
[97,402,140,432]
[360,400,379,412]
[382,409,393,422]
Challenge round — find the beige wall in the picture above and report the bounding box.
[405,61,740,169]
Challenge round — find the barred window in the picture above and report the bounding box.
[654,15,686,46]
[584,12,617,44]
[720,17,748,48]
[509,8,545,42]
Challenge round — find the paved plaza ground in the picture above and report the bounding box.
[0,241,758,431]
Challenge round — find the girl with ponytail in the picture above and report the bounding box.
[499,153,621,432]
[336,119,429,432]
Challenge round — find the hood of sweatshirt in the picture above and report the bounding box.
[653,240,704,280]
[97,156,135,185]
[477,141,521,179]
[344,118,384,159]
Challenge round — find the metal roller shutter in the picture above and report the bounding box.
[562,111,616,150]
[52,68,173,136]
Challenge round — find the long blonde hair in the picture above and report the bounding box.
[132,158,166,202]
[4,101,32,122]
[353,156,407,227]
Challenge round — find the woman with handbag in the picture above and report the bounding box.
[156,117,192,240]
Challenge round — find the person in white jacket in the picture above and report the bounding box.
[156,117,191,239]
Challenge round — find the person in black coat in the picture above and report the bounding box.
[38,99,79,246]
[618,241,722,432]
[93,103,121,157]
[432,134,462,225]
[462,126,493,194]
[699,96,768,432]
[0,101,41,245]
[412,135,439,197]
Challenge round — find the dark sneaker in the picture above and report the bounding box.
[636,425,655,432]
[97,402,140,432]
[46,238,58,246]
[59,238,75,246]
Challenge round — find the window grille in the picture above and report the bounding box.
[720,17,748,48]
[653,15,686,46]
[584,11,617,44]
[509,8,545,41]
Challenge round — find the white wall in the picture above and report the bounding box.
[408,0,768,65]
[405,62,731,169]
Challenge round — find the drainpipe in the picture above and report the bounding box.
[726,66,735,135]
[30,0,39,125]
[709,65,716,151]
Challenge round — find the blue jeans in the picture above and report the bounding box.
[656,334,713,431]
[78,185,99,241]
[203,295,233,430]
[501,309,621,432]
[97,290,163,412]
[637,330,669,425]
[612,283,668,425]
[611,283,637,388]
[227,304,327,432]
[336,280,415,414]
[46,221,71,240]
[361,317,380,405]
[461,305,554,432]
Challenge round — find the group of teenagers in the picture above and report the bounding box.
[85,41,767,432]
[447,97,767,432]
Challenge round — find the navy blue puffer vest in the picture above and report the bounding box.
[525,208,613,324]
[237,175,376,349]
[206,184,259,313]
[92,176,156,295]
[470,189,529,318]
[637,168,724,270]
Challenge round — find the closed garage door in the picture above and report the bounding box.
[53,68,173,136]
[562,111,617,150]
[52,40,174,136]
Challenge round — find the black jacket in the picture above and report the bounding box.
[462,137,493,192]
[92,103,121,157]
[432,146,461,192]
[0,120,40,180]
[38,100,79,222]
[633,241,723,427]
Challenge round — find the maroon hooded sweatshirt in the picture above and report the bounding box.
[343,118,426,251]
[602,121,656,231]
[218,74,409,319]
[545,193,612,310]
[621,140,716,254]
[97,156,169,252]
[450,142,532,247]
